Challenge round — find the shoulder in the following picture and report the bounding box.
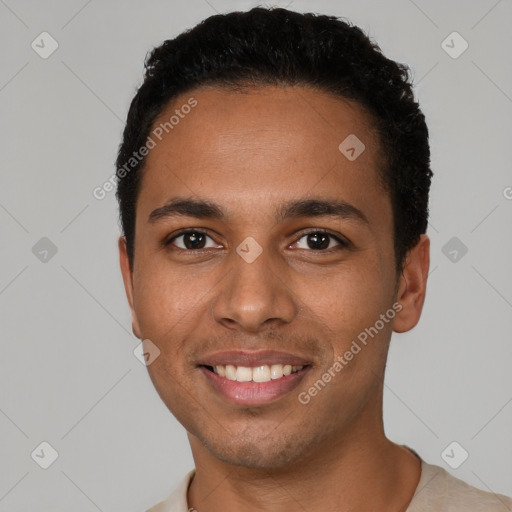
[408,460,512,511]
[145,469,195,512]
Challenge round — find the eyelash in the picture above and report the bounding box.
[163,228,350,252]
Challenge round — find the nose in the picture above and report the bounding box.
[211,245,299,333]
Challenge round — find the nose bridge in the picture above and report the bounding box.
[211,240,297,331]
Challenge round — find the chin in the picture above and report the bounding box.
[197,429,315,469]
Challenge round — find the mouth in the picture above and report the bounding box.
[202,363,308,382]
[197,352,313,406]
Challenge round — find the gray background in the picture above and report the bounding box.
[1,0,511,510]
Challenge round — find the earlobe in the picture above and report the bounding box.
[118,236,142,339]
[393,234,430,334]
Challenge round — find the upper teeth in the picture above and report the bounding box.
[212,364,304,382]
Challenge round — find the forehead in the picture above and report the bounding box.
[137,85,389,226]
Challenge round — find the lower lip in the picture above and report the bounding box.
[200,366,310,406]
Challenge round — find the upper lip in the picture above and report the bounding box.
[197,350,312,367]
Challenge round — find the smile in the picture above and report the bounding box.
[199,363,311,406]
[207,363,306,383]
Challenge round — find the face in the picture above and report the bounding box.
[119,85,429,469]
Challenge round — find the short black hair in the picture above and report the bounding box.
[116,6,432,273]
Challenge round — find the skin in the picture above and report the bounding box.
[119,85,430,511]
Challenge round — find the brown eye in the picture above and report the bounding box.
[167,230,219,250]
[293,231,347,251]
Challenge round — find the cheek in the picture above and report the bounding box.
[301,260,393,352]
[132,262,203,345]
[305,262,382,317]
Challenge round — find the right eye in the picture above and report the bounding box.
[165,230,221,251]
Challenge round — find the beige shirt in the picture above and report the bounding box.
[147,457,512,511]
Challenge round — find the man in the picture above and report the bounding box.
[116,6,512,511]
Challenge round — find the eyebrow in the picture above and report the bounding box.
[148,197,369,225]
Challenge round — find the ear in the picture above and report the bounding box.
[118,236,142,339]
[393,234,430,333]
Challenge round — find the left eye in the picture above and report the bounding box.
[293,232,346,251]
